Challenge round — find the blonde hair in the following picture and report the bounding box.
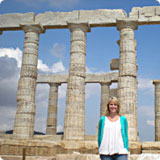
[105,97,120,116]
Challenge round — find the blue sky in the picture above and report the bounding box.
[0,0,160,141]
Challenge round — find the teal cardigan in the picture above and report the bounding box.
[98,115,129,151]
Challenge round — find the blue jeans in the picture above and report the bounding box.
[100,154,128,160]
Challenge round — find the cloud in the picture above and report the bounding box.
[57,125,64,132]
[0,0,4,4]
[156,0,160,4]
[38,60,66,73]
[138,105,154,118]
[34,116,46,133]
[85,83,100,99]
[58,84,67,99]
[0,47,66,74]
[51,61,66,73]
[138,105,155,141]
[0,47,66,133]
[0,48,22,68]
[50,43,65,59]
[146,120,154,126]
[138,78,154,96]
[0,106,17,132]
[138,78,153,90]
[0,57,19,107]
[16,0,80,9]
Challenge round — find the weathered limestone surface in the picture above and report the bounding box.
[35,10,126,29]
[142,142,160,153]
[100,82,110,116]
[78,9,127,27]
[35,11,79,29]
[129,6,160,24]
[109,88,118,98]
[129,141,142,154]
[0,139,99,156]
[153,80,160,141]
[1,7,160,30]
[64,22,90,140]
[37,72,119,84]
[1,155,56,160]
[137,154,160,160]
[13,23,44,139]
[46,83,60,135]
[56,154,142,160]
[110,58,119,70]
[0,13,35,30]
[117,18,138,141]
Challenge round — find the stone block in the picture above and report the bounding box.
[35,9,127,28]
[139,7,155,18]
[110,58,119,70]
[155,7,160,16]
[129,6,160,25]
[142,142,160,151]
[0,13,35,30]
[35,11,79,29]
[56,153,100,160]
[137,153,160,159]
[79,9,127,27]
[129,8,140,18]
[109,89,118,98]
[129,141,142,154]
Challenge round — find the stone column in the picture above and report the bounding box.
[117,18,138,141]
[46,83,60,135]
[109,88,118,98]
[153,80,160,141]
[64,21,90,140]
[100,82,110,117]
[13,23,44,139]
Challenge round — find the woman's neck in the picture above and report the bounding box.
[109,112,118,118]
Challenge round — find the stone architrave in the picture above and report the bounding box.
[13,23,44,139]
[64,21,90,140]
[46,83,60,135]
[153,80,160,141]
[117,18,138,141]
[100,82,110,117]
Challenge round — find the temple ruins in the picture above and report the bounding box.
[0,6,160,160]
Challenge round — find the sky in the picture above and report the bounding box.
[0,0,160,142]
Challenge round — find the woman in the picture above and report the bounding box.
[98,97,129,160]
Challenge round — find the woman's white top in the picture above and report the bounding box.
[99,116,128,155]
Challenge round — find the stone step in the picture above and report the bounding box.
[0,155,56,160]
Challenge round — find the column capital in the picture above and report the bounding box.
[100,82,111,86]
[20,22,45,34]
[116,18,138,31]
[117,40,120,46]
[67,21,90,32]
[49,82,61,87]
[153,80,160,85]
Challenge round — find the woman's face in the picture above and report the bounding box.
[108,100,118,114]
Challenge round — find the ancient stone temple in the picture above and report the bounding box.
[0,6,160,160]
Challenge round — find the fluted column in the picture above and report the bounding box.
[64,21,90,140]
[46,83,60,135]
[117,18,138,141]
[100,82,110,117]
[109,88,118,98]
[13,23,44,139]
[153,80,160,141]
